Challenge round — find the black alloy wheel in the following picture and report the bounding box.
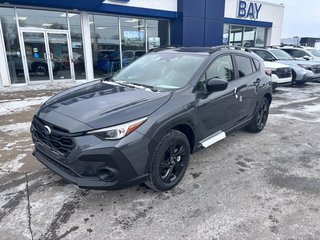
[147,130,190,191]
[159,143,187,183]
[247,97,270,133]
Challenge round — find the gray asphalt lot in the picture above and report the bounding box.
[1,83,320,240]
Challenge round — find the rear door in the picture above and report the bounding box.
[197,54,241,139]
[233,55,260,120]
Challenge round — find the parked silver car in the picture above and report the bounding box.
[251,47,320,84]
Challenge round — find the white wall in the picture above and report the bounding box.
[225,0,285,45]
[102,0,177,12]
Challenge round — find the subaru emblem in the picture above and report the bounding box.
[43,125,52,135]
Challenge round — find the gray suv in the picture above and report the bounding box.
[251,47,320,84]
[31,46,272,191]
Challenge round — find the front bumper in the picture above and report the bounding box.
[33,148,148,190]
[31,118,151,190]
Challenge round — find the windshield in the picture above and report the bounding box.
[306,48,320,57]
[112,52,207,90]
[269,49,294,60]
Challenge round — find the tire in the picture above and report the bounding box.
[291,71,297,86]
[247,97,270,133]
[147,130,190,192]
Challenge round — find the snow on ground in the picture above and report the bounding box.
[0,80,89,93]
[0,96,49,116]
[0,153,27,172]
[0,122,31,134]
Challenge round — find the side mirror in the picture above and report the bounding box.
[303,55,311,61]
[206,78,228,93]
[266,57,274,62]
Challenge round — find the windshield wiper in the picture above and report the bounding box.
[112,80,158,92]
[126,82,158,92]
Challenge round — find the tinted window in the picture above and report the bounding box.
[253,59,260,71]
[292,49,309,58]
[269,49,294,60]
[205,55,235,82]
[235,55,253,77]
[252,50,274,61]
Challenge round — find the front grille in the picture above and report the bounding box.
[31,117,75,156]
[275,67,292,79]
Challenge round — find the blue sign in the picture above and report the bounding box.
[237,0,262,19]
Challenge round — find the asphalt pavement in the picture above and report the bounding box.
[1,83,320,240]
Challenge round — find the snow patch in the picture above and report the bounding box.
[0,97,49,116]
[0,122,31,134]
[0,153,27,172]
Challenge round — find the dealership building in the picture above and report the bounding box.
[0,0,284,87]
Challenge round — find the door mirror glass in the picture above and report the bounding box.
[206,78,228,93]
[303,55,311,60]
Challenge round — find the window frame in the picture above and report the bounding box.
[195,53,236,92]
[233,54,256,79]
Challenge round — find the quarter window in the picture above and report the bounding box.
[204,55,235,82]
[252,50,274,61]
[253,59,260,71]
[235,55,253,77]
[292,50,309,58]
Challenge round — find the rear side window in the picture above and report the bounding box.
[292,49,309,58]
[252,50,274,61]
[205,55,235,82]
[235,55,253,77]
[253,59,260,71]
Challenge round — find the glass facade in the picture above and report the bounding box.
[224,24,267,47]
[68,13,86,79]
[90,14,120,78]
[89,14,169,79]
[120,17,146,68]
[0,6,170,85]
[0,7,25,83]
[16,8,68,29]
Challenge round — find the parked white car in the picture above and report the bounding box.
[281,46,320,62]
[264,61,292,89]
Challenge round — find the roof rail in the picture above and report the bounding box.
[209,45,252,54]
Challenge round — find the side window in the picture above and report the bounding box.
[253,59,260,71]
[205,55,235,82]
[235,55,253,78]
[292,50,308,58]
[253,50,274,61]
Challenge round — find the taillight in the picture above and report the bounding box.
[265,69,272,77]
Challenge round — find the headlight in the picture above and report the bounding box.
[297,64,312,70]
[87,117,148,140]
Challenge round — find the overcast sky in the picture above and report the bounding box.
[267,0,320,38]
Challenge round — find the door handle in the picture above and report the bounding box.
[254,78,261,84]
[233,87,238,98]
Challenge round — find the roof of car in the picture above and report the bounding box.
[150,46,254,56]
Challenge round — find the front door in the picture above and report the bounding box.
[20,29,74,83]
[197,54,241,139]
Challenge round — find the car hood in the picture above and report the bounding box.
[276,59,320,67]
[36,80,172,132]
[264,61,289,69]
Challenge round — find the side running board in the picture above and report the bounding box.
[200,130,226,148]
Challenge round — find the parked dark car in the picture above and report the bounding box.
[31,46,272,191]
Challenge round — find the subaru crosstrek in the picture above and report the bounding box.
[31,46,272,191]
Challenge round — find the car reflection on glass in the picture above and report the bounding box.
[95,50,121,74]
